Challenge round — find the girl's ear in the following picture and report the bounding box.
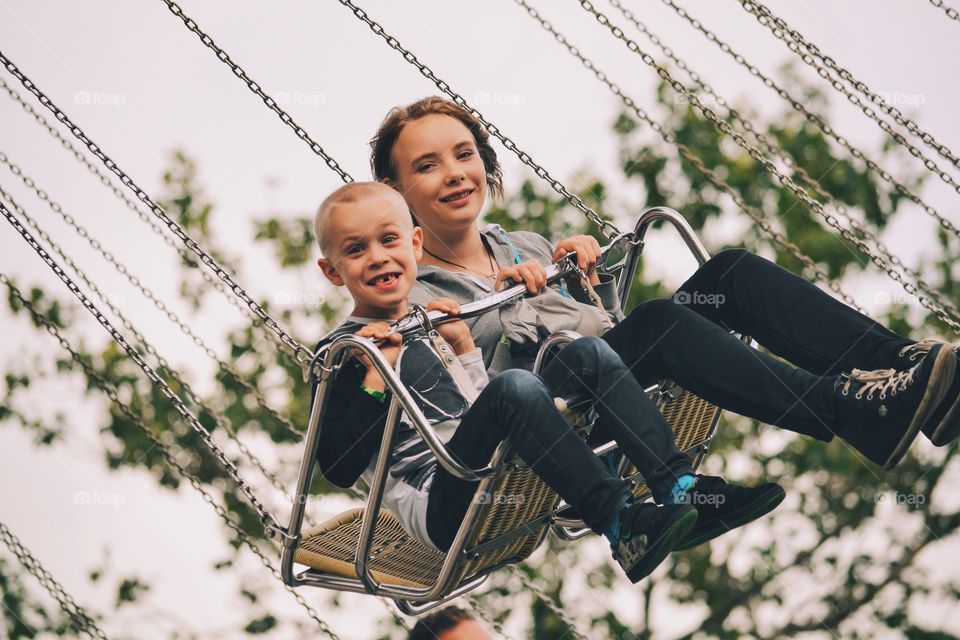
[317,257,344,286]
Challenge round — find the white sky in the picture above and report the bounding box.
[1,0,959,638]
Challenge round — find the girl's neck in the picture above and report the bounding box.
[421,224,487,267]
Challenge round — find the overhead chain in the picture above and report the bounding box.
[504,565,588,640]
[0,521,109,639]
[0,76,304,371]
[0,181,314,531]
[333,0,621,240]
[609,0,959,320]
[739,0,960,176]
[662,0,960,241]
[575,0,960,333]
[0,278,344,639]
[0,51,316,375]
[513,0,868,317]
[928,0,960,21]
[1,202,293,534]
[157,0,354,184]
[0,150,306,442]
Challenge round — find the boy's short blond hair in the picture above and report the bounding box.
[314,181,411,257]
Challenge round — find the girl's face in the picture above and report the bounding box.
[388,114,487,239]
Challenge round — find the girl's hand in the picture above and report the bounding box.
[354,322,403,391]
[426,298,476,356]
[494,259,547,294]
[552,235,602,285]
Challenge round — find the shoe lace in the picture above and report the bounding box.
[898,338,941,363]
[840,366,916,401]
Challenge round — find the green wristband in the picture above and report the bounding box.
[360,384,386,402]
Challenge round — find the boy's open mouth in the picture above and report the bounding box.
[367,272,402,288]
[439,188,473,203]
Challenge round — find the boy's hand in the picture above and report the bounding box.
[494,259,547,294]
[552,235,601,286]
[426,298,476,356]
[354,322,402,392]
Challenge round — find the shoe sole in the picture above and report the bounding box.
[930,382,960,447]
[625,508,698,583]
[884,347,957,470]
[671,485,786,552]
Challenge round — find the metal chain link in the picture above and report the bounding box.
[0,182,314,533]
[467,593,516,640]
[662,0,960,241]
[333,0,621,241]
[0,149,306,443]
[739,0,960,175]
[0,279,344,639]
[1,203,291,533]
[928,0,960,21]
[575,0,960,333]
[0,51,316,375]
[515,0,868,317]
[504,565,588,640]
[609,0,960,320]
[157,0,354,184]
[0,521,110,640]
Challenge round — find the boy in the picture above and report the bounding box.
[311,181,785,582]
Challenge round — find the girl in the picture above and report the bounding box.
[370,96,959,471]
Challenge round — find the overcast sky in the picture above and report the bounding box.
[2,1,959,637]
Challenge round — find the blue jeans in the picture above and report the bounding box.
[600,248,914,443]
[425,336,694,551]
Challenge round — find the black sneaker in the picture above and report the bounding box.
[672,475,785,552]
[898,339,960,447]
[834,343,955,469]
[612,502,697,583]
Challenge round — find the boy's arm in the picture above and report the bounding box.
[313,361,388,488]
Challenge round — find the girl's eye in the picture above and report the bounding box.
[457,149,474,160]
[416,161,436,173]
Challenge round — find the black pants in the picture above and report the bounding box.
[600,248,914,443]
[425,336,694,551]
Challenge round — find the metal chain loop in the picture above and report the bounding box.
[0,51,316,374]
[0,150,306,442]
[504,565,588,640]
[515,0,868,316]
[0,182,313,531]
[0,521,109,639]
[158,0,354,184]
[0,278,344,639]
[1,202,289,531]
[662,0,960,240]
[333,0,622,240]
[928,0,960,21]
[739,0,960,175]
[575,0,960,333]
[609,0,960,321]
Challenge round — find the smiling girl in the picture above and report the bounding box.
[370,96,959,472]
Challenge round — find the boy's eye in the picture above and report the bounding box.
[345,243,363,254]
[382,234,399,244]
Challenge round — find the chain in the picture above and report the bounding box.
[739,0,960,176]
[1,203,293,532]
[928,0,960,21]
[504,565,588,640]
[514,0,867,316]
[0,279,344,639]
[662,0,960,241]
[0,183,316,533]
[574,0,960,333]
[0,150,306,443]
[157,0,353,184]
[0,51,316,375]
[0,521,110,639]
[333,0,621,241]
[609,0,960,321]
[467,593,516,640]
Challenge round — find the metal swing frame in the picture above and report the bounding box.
[279,207,730,613]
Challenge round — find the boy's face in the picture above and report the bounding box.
[317,197,422,320]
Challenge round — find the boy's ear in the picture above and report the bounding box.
[317,257,345,287]
[411,226,424,261]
